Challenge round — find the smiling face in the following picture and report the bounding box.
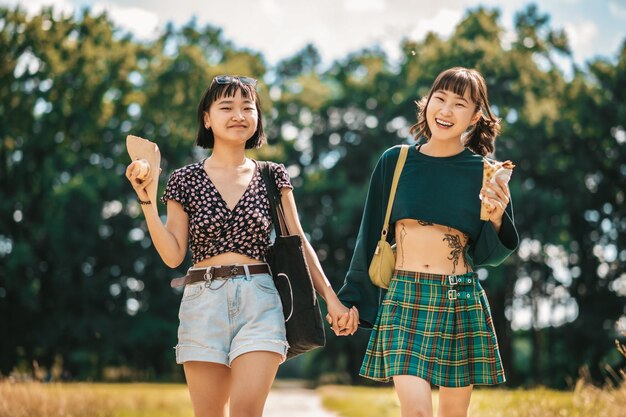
[195,78,266,149]
[410,67,496,149]
[426,89,480,142]
[204,89,259,146]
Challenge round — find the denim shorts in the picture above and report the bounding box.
[175,271,288,366]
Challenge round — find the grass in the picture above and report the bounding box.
[319,382,626,417]
[1,380,625,417]
[0,382,192,417]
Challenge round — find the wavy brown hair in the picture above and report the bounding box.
[409,67,500,156]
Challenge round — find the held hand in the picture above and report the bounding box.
[125,161,158,203]
[326,304,360,336]
[337,307,360,336]
[335,311,352,336]
[325,301,350,336]
[349,306,359,332]
[480,176,510,226]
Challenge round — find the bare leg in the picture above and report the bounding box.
[393,375,433,417]
[183,361,231,417]
[437,385,473,417]
[229,351,281,417]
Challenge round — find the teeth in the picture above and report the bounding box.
[436,118,453,127]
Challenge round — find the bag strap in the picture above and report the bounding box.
[258,161,296,320]
[380,145,409,241]
[258,161,289,237]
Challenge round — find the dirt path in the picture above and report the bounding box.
[264,387,339,417]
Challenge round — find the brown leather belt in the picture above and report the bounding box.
[170,263,271,288]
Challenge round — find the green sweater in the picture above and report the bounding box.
[337,145,519,328]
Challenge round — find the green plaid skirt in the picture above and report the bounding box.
[360,269,505,387]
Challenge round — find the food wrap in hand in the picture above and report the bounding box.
[480,158,515,221]
[126,135,161,206]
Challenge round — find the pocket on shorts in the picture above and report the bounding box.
[253,274,278,294]
[181,283,205,302]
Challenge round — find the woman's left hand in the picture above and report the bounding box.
[480,176,510,227]
[326,301,359,336]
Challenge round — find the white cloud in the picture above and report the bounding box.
[0,0,74,16]
[564,20,599,60]
[408,8,464,41]
[2,0,623,66]
[91,3,160,40]
[609,0,626,18]
[260,0,285,17]
[0,0,160,39]
[342,0,386,13]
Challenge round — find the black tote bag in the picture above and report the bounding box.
[258,161,326,360]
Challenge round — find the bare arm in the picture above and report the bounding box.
[143,200,188,268]
[126,162,189,268]
[279,188,358,335]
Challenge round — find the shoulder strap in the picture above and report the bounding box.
[380,145,409,241]
[258,161,289,237]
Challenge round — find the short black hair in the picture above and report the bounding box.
[196,79,266,149]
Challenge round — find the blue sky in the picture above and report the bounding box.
[3,0,626,69]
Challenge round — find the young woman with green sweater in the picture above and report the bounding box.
[338,67,519,417]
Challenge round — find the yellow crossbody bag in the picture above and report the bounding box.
[368,145,409,289]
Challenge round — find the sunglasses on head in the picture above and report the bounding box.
[212,75,257,86]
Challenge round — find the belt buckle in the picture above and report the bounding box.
[448,275,457,285]
[448,289,457,300]
[204,268,214,287]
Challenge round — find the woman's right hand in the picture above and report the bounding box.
[125,161,153,202]
[326,304,359,336]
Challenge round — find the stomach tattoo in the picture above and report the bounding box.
[442,233,469,273]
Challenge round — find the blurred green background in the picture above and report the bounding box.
[0,3,624,389]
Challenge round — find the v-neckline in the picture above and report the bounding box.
[201,159,258,212]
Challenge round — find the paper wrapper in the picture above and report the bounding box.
[480,158,515,220]
[126,135,161,206]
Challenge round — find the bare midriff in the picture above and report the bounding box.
[194,252,262,268]
[394,219,471,276]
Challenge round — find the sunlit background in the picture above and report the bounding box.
[2,0,626,67]
[0,0,625,391]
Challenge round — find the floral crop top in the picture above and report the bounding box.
[161,160,292,265]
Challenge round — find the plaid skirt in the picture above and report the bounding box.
[360,269,505,387]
